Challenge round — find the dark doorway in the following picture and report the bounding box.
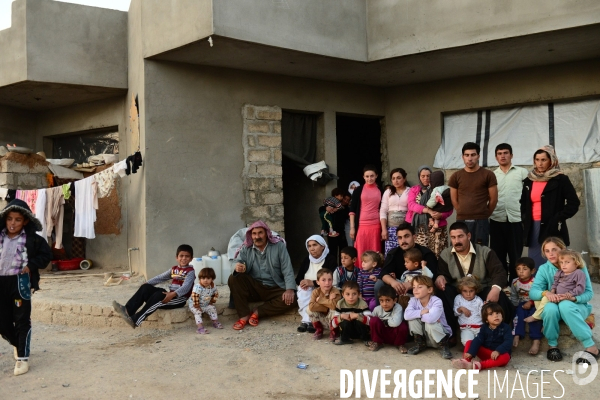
[336,115,382,191]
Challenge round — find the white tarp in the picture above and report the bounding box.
[434,99,600,169]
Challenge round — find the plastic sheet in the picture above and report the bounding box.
[584,168,600,255]
[434,99,600,169]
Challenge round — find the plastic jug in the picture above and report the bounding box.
[190,257,204,285]
[203,254,222,285]
[221,256,233,284]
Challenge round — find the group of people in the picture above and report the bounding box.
[0,141,596,378]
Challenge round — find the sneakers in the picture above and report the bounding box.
[112,300,136,329]
[14,360,29,376]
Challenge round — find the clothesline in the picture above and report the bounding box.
[0,155,142,249]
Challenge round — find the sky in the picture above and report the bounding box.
[0,0,131,30]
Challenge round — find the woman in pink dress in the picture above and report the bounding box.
[349,165,383,266]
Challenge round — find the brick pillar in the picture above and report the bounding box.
[241,104,285,236]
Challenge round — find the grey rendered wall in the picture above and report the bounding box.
[0,105,35,150]
[25,0,127,88]
[367,0,600,60]
[0,0,27,87]
[213,0,367,61]
[35,97,128,269]
[142,62,384,277]
[384,59,600,261]
[141,0,213,58]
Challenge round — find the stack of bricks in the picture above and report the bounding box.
[241,104,285,235]
[0,156,50,190]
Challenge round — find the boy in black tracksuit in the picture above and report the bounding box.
[0,199,52,376]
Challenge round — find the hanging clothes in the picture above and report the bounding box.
[45,186,65,249]
[95,168,115,198]
[74,176,98,239]
[113,160,128,178]
[5,190,16,202]
[0,188,8,200]
[16,190,25,200]
[34,189,47,242]
[62,184,71,200]
[24,190,38,214]
[125,151,143,175]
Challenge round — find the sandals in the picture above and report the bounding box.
[547,348,563,362]
[368,341,382,352]
[212,320,223,329]
[576,350,600,365]
[196,325,208,334]
[233,319,247,330]
[248,312,259,327]
[398,345,408,354]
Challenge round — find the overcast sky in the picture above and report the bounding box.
[0,0,131,30]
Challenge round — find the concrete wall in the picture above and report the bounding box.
[25,0,127,88]
[141,0,213,58]
[34,96,128,269]
[141,62,384,277]
[385,58,600,262]
[213,0,367,61]
[367,0,600,60]
[0,0,27,87]
[0,105,35,150]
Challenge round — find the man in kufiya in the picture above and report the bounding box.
[228,221,296,330]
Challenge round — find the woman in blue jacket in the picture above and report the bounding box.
[529,237,598,363]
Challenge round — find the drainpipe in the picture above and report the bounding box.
[128,247,139,276]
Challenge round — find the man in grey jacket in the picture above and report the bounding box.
[228,221,296,330]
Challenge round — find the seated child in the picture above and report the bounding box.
[400,247,433,284]
[404,276,453,359]
[331,281,372,345]
[451,302,513,370]
[0,200,52,376]
[425,171,452,232]
[320,188,344,237]
[510,257,542,355]
[188,267,223,334]
[368,285,410,352]
[333,246,358,290]
[453,276,484,346]
[357,251,383,310]
[308,268,342,341]
[525,250,587,323]
[113,244,195,328]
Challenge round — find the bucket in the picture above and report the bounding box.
[57,258,85,271]
[221,256,233,283]
[79,259,92,270]
[190,258,204,285]
[203,255,222,285]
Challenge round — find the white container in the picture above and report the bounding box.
[221,257,233,284]
[190,257,204,285]
[203,255,222,285]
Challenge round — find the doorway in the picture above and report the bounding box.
[336,115,383,191]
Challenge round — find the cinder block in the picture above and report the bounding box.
[262,192,283,205]
[257,135,281,147]
[0,173,15,186]
[246,121,270,133]
[51,302,62,311]
[247,178,271,191]
[272,122,281,134]
[53,311,68,325]
[82,315,108,328]
[102,307,114,317]
[272,149,282,163]
[17,174,38,188]
[31,309,53,323]
[0,160,49,174]
[81,304,92,314]
[247,135,256,147]
[61,304,73,313]
[256,164,282,177]
[243,105,256,120]
[256,109,282,121]
[247,206,270,219]
[110,316,129,328]
[65,313,82,326]
[169,308,191,323]
[268,220,285,233]
[91,305,103,316]
[248,150,271,162]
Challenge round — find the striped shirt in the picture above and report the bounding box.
[357,267,381,299]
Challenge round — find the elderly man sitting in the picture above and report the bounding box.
[228,221,296,330]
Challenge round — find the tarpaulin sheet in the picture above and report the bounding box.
[434,99,600,169]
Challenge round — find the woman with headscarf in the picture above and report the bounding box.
[406,166,453,257]
[521,145,580,267]
[349,166,383,264]
[379,168,410,256]
[295,235,338,333]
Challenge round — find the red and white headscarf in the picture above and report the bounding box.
[235,220,285,257]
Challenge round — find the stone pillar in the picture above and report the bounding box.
[241,104,285,236]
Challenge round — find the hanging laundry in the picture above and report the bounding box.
[74,176,98,239]
[95,168,115,198]
[34,189,47,241]
[0,188,7,200]
[112,159,128,178]
[16,190,25,200]
[24,190,38,214]
[62,183,71,200]
[125,151,143,175]
[45,186,65,249]
[5,190,16,201]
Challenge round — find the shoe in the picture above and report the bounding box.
[547,348,563,362]
[313,330,323,340]
[368,341,382,352]
[329,328,339,342]
[112,301,136,329]
[297,323,309,333]
[196,325,208,334]
[576,350,600,365]
[439,335,453,359]
[14,360,29,376]
[334,338,353,346]
[13,347,18,361]
[212,320,223,329]
[407,334,427,355]
[306,324,316,333]
[328,231,339,237]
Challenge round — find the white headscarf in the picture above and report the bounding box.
[348,181,360,195]
[305,235,329,264]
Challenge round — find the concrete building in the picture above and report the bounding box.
[1,0,599,278]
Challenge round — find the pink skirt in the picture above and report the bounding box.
[354,223,381,267]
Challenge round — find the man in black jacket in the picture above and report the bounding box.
[374,222,438,300]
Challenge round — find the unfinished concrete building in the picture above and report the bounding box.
[1,0,600,278]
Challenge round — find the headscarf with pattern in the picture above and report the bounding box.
[528,145,563,182]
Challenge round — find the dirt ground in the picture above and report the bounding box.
[0,276,598,399]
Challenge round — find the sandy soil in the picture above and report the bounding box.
[0,273,597,399]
